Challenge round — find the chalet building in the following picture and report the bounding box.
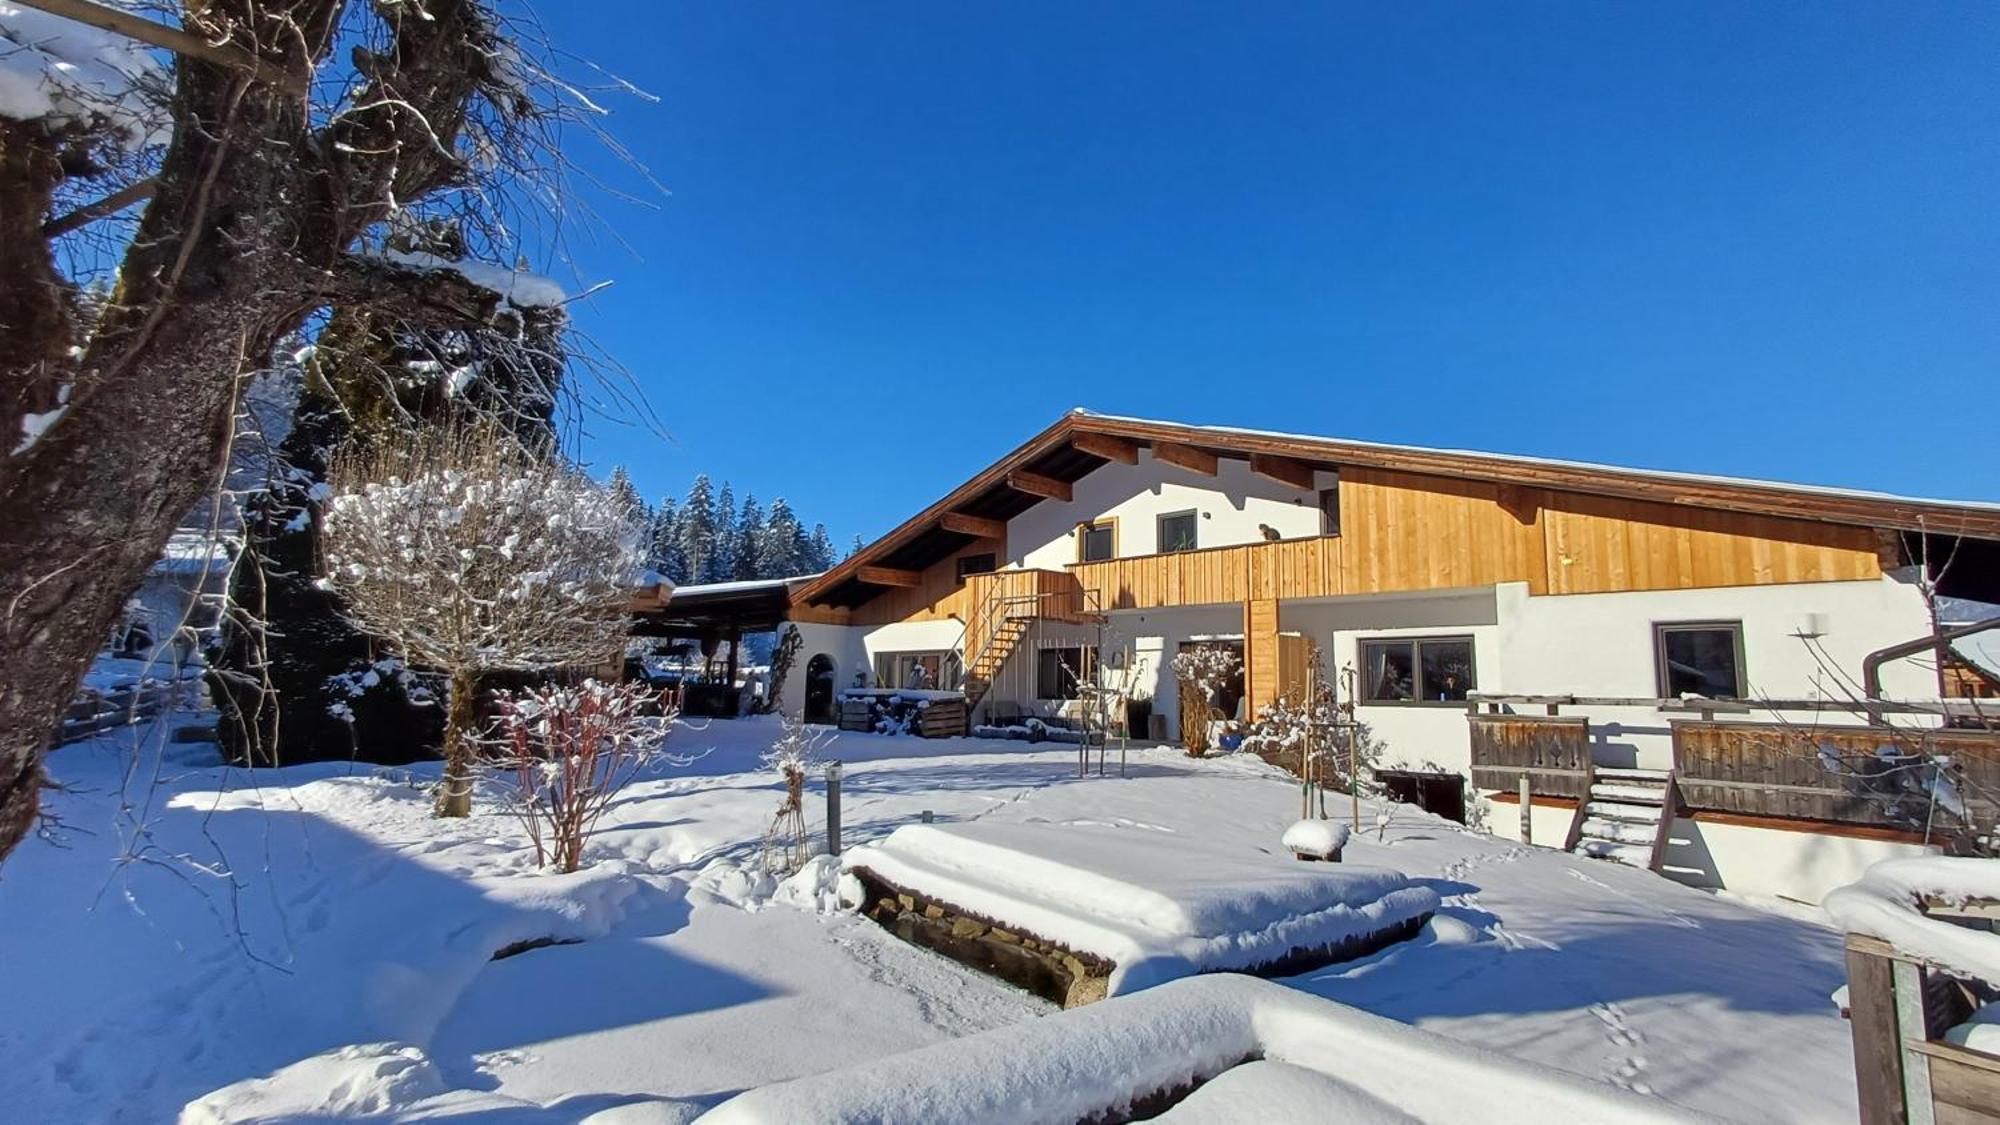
[734,410,2000,903]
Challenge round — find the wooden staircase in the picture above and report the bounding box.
[1569,767,1682,870]
[956,569,1106,719]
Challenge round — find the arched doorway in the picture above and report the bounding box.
[804,654,836,723]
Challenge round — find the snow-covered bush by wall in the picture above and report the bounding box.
[321,426,645,816]
[1171,645,1241,757]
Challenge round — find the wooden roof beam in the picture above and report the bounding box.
[856,565,923,588]
[1249,453,1316,490]
[1006,470,1073,502]
[939,511,1006,539]
[1072,431,1139,465]
[1152,441,1218,476]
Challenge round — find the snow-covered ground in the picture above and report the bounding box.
[3,716,1863,1122]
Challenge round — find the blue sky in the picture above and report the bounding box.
[538,2,1999,544]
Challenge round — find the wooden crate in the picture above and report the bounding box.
[838,699,876,733]
[917,700,969,739]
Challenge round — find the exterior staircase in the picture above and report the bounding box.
[1570,767,1680,869]
[962,616,1030,713]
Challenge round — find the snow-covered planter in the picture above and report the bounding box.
[1825,857,2000,986]
[842,821,1437,1006]
[702,974,1694,1124]
[1282,818,1350,862]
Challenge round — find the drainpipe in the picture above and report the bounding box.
[1860,615,2000,709]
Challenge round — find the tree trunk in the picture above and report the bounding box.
[437,667,480,818]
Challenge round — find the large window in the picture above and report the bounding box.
[1158,510,1199,553]
[1037,645,1097,700]
[955,553,996,584]
[874,650,961,691]
[1078,519,1117,563]
[1655,622,1744,699]
[1360,636,1477,703]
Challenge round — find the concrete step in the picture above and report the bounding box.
[1580,818,1658,846]
[1574,839,1653,866]
[1585,800,1664,824]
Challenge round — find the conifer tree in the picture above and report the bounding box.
[760,498,804,578]
[607,468,648,529]
[732,494,765,580]
[806,524,836,573]
[649,497,684,583]
[849,534,867,559]
[712,482,737,582]
[679,475,720,584]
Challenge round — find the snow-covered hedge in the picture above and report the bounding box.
[1824,857,2000,986]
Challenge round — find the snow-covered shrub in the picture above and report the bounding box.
[487,678,675,873]
[1171,645,1242,757]
[762,715,832,875]
[321,427,645,816]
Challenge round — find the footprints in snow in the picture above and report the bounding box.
[1589,1002,1653,1096]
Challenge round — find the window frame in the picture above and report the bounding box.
[1653,620,1747,700]
[1357,634,1479,706]
[954,552,997,585]
[1037,644,1097,701]
[873,650,958,691]
[1076,517,1118,563]
[1156,509,1200,554]
[1319,472,1342,537]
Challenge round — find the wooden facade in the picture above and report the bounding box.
[1671,721,2000,831]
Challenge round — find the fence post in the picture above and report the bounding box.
[825,761,843,856]
[1518,773,1533,846]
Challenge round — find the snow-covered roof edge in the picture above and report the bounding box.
[668,574,823,598]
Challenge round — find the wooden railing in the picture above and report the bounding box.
[1466,714,1594,800]
[1671,721,2000,832]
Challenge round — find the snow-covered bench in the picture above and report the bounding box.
[841,821,1437,1006]
[703,973,1698,1124]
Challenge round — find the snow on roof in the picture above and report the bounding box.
[380,249,567,310]
[1069,408,2000,515]
[843,821,1437,996]
[1938,597,2000,627]
[669,573,822,598]
[1824,857,2000,985]
[704,973,1696,1124]
[0,1,169,147]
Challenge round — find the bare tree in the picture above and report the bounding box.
[320,426,643,816]
[0,0,628,862]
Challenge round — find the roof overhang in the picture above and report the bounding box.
[794,410,2000,611]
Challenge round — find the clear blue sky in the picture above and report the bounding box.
[538,2,1999,545]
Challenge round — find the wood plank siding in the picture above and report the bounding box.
[1672,721,2000,829]
[1466,715,1595,799]
[1064,467,1883,612]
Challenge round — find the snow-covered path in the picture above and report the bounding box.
[1,718,1857,1122]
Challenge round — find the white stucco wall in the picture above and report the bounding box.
[1006,449,1334,570]
[777,621,868,719]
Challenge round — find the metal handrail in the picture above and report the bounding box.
[1862,615,2000,708]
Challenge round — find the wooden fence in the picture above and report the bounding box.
[1671,721,2000,832]
[1466,714,1593,800]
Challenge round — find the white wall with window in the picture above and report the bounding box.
[1006,450,1338,570]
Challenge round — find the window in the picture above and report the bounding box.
[1655,622,1745,699]
[1360,636,1477,703]
[1158,510,1199,553]
[955,553,996,584]
[873,651,960,690]
[1037,645,1097,700]
[1078,519,1116,563]
[1320,476,1342,537]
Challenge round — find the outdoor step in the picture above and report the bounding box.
[1580,818,1658,846]
[1573,839,1654,866]
[1595,768,1670,783]
[1585,800,1664,824]
[1590,782,1665,804]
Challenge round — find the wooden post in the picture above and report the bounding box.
[1519,774,1533,845]
[825,761,843,856]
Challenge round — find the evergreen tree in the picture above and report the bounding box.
[649,496,684,582]
[805,524,836,573]
[849,534,866,559]
[712,482,737,582]
[731,494,764,581]
[760,497,804,578]
[606,467,648,530]
[679,474,721,584]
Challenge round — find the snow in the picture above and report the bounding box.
[839,686,964,703]
[1283,817,1350,858]
[0,0,167,146]
[668,574,821,597]
[1944,999,2000,1053]
[844,821,1436,994]
[705,975,1698,1124]
[1822,857,2000,985]
[381,249,569,310]
[3,717,1882,1122]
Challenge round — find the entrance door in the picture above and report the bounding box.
[804,655,836,723]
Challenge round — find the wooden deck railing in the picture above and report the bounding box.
[1670,721,2000,832]
[1466,714,1594,800]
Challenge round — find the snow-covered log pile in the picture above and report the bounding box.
[842,822,1437,1002]
[702,973,1700,1124]
[836,688,967,737]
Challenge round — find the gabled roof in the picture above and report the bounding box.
[795,409,2000,610]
